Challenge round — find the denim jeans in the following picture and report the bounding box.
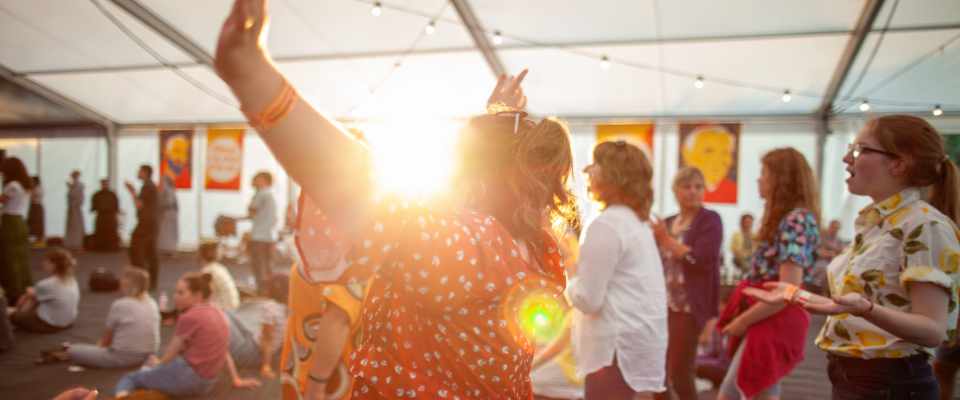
[227,311,262,369]
[115,356,217,397]
[828,353,939,400]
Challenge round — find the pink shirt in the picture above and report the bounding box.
[175,302,229,379]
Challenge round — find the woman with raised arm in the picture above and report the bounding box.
[214,1,579,398]
[747,115,960,400]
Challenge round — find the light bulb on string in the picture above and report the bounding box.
[371,2,382,17]
[492,30,503,45]
[859,100,871,112]
[600,55,611,70]
[781,90,792,103]
[424,21,436,35]
[933,105,944,117]
[694,75,705,89]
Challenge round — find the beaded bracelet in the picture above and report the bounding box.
[246,79,298,131]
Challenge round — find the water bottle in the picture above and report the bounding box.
[158,292,169,312]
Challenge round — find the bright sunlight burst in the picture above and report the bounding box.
[357,118,462,198]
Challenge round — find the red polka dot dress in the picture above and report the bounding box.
[296,196,565,399]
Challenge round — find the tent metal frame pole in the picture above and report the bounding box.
[106,123,119,190]
[109,0,214,66]
[814,0,885,181]
[449,0,506,77]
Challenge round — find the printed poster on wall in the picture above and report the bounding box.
[595,122,655,159]
[159,129,193,189]
[205,128,244,191]
[678,122,740,204]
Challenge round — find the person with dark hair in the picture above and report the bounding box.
[39,268,159,368]
[0,156,34,305]
[652,166,723,400]
[9,248,79,333]
[749,115,960,400]
[214,2,579,397]
[64,170,85,250]
[90,179,120,251]
[125,164,159,289]
[199,241,239,310]
[114,271,259,398]
[246,170,277,292]
[717,148,821,400]
[567,141,667,399]
[27,175,45,245]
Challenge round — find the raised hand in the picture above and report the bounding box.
[487,69,529,112]
[215,0,271,82]
[800,292,870,316]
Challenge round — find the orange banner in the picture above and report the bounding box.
[159,130,193,189]
[595,122,655,159]
[205,128,244,191]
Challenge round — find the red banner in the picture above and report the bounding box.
[159,130,193,189]
[205,128,244,191]
[678,122,740,204]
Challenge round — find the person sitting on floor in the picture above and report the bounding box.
[199,241,239,311]
[9,248,79,333]
[114,272,259,398]
[39,268,159,368]
[226,274,288,378]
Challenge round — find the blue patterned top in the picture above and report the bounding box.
[748,208,820,284]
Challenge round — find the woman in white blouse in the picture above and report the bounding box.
[566,140,668,400]
[0,157,35,305]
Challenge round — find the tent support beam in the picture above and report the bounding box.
[817,0,886,118]
[449,0,505,77]
[0,65,114,128]
[109,0,214,66]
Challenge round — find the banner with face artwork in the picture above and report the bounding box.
[595,122,655,159]
[205,128,244,191]
[678,122,740,204]
[159,130,193,189]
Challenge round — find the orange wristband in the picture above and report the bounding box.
[783,284,799,303]
[246,79,298,131]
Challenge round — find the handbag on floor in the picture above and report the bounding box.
[89,268,120,292]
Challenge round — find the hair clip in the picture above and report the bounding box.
[615,140,626,148]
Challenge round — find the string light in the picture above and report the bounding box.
[424,21,436,35]
[694,75,705,89]
[933,105,944,116]
[859,100,871,112]
[781,90,792,103]
[600,55,611,70]
[492,30,503,45]
[371,1,382,17]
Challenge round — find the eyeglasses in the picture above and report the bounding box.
[847,143,898,159]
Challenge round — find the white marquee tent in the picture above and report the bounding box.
[1,0,959,261]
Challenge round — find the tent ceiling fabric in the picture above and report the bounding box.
[0,77,85,124]
[0,0,957,125]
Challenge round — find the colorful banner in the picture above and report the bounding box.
[595,122,655,159]
[159,129,193,189]
[678,122,740,204]
[205,128,245,191]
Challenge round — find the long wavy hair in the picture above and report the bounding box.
[590,141,654,221]
[454,114,580,261]
[756,148,820,242]
[868,115,960,224]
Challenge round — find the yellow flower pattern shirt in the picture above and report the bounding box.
[816,188,960,359]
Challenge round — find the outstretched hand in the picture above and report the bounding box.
[801,292,871,316]
[743,281,861,316]
[51,388,98,400]
[487,69,528,112]
[215,0,271,81]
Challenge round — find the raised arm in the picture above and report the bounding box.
[214,0,372,232]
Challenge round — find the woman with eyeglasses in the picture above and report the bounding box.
[747,115,960,400]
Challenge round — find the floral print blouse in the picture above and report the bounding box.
[747,208,820,284]
[816,188,960,359]
[295,195,565,399]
